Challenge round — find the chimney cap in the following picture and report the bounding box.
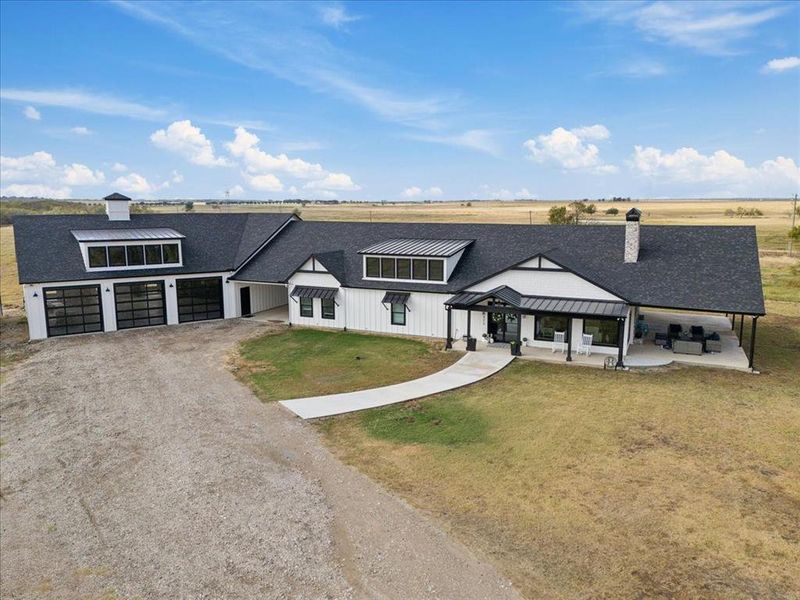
[625,208,642,222]
[104,192,131,202]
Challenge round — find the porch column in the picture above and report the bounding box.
[515,312,522,356]
[738,313,744,346]
[565,317,572,362]
[445,307,453,349]
[616,318,625,369]
[466,309,472,339]
[731,313,736,330]
[748,316,758,370]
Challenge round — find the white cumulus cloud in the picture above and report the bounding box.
[228,184,245,197]
[1,183,71,199]
[70,126,92,135]
[474,186,535,200]
[762,56,800,73]
[629,145,800,195]
[246,173,283,192]
[23,105,41,120]
[63,163,105,186]
[111,162,128,172]
[304,172,361,191]
[402,186,443,198]
[151,120,228,166]
[524,125,617,174]
[1,151,58,182]
[112,172,155,195]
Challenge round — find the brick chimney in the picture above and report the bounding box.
[104,192,131,221]
[624,208,641,263]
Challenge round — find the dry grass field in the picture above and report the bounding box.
[159,198,796,252]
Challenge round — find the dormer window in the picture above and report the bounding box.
[359,238,472,284]
[72,228,184,271]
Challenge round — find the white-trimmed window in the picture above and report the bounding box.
[391,303,406,326]
[363,255,446,284]
[83,241,182,271]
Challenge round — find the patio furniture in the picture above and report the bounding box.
[577,333,592,356]
[654,332,668,346]
[466,337,477,351]
[705,339,722,353]
[673,339,703,355]
[668,323,683,340]
[552,331,567,354]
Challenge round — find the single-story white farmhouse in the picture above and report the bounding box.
[13,193,766,369]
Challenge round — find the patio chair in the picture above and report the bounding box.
[552,331,567,354]
[690,325,705,341]
[668,323,683,340]
[577,333,593,356]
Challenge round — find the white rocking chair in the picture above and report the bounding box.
[577,333,593,356]
[552,331,567,353]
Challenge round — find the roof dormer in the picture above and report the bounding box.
[71,228,185,271]
[358,238,473,284]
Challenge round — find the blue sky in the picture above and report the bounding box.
[1,0,798,200]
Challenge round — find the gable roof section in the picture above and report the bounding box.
[233,221,765,315]
[13,212,293,284]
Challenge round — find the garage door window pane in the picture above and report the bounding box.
[176,277,224,323]
[115,281,165,329]
[44,285,102,337]
[88,247,107,268]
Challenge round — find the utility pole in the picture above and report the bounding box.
[790,194,797,257]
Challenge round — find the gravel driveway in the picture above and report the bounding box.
[0,320,518,599]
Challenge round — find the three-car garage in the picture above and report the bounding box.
[39,275,227,337]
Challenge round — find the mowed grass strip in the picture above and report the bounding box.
[235,328,460,401]
[320,305,800,599]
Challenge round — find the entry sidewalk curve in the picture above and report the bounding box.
[280,351,515,419]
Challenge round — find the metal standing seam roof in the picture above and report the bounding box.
[358,238,474,257]
[381,291,410,305]
[446,287,628,318]
[71,228,186,242]
[290,285,339,300]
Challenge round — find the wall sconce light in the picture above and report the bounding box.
[169,283,174,288]
[33,291,38,298]
[105,287,110,292]
[225,279,231,284]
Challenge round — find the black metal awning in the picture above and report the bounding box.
[446,287,628,318]
[381,291,410,305]
[290,285,338,300]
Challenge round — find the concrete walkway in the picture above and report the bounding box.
[280,351,515,419]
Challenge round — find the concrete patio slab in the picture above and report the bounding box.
[280,351,515,419]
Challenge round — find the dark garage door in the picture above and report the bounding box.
[44,285,103,337]
[177,277,224,323]
[114,281,166,330]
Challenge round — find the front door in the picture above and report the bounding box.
[488,311,518,342]
[240,286,252,317]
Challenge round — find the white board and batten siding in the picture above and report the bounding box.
[23,271,236,340]
[287,270,346,328]
[345,288,451,338]
[471,263,622,301]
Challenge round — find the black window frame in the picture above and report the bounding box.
[114,280,167,330]
[162,243,180,264]
[88,246,108,268]
[145,245,163,265]
[321,297,335,320]
[176,277,224,323]
[365,256,380,278]
[299,296,314,317]
[534,314,570,341]
[391,302,406,326]
[582,317,620,347]
[380,257,396,279]
[43,284,103,337]
[428,259,444,281]
[126,245,145,266]
[108,245,127,267]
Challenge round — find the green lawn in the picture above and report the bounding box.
[234,328,460,401]
[319,274,800,598]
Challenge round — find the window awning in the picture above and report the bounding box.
[290,285,338,300]
[382,291,410,305]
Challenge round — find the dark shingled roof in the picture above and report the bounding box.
[232,221,765,315]
[13,213,294,284]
